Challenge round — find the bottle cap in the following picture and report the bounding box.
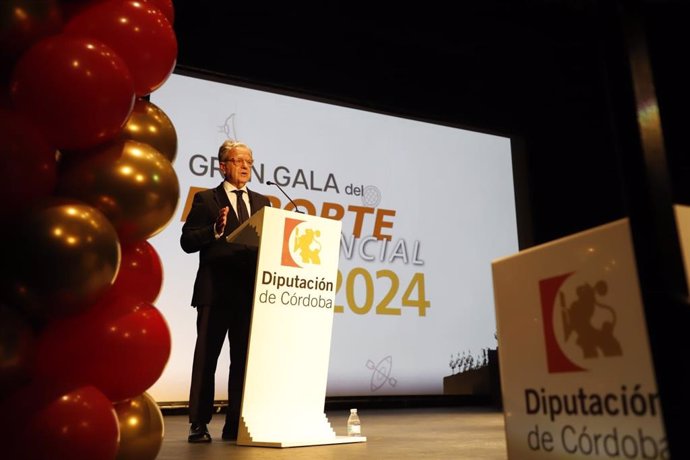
[350,408,357,413]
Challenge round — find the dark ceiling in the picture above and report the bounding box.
[172,1,607,131]
[171,0,687,246]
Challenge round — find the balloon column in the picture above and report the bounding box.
[1,1,178,459]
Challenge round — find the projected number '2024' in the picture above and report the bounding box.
[334,268,430,316]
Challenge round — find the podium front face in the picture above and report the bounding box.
[235,208,362,447]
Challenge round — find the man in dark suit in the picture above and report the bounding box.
[181,140,271,443]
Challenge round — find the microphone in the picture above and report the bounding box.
[266,181,304,213]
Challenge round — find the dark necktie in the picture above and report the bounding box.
[233,190,249,224]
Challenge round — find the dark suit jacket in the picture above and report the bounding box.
[181,183,271,307]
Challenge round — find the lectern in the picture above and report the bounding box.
[226,206,366,447]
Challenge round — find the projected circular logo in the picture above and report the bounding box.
[362,185,382,207]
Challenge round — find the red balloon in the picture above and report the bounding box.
[111,240,163,303]
[0,305,35,395]
[59,0,108,20]
[0,382,119,460]
[35,294,171,402]
[65,0,177,96]
[0,109,57,216]
[10,34,135,150]
[143,0,174,24]
[0,0,62,73]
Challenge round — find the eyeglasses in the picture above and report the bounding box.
[224,158,254,167]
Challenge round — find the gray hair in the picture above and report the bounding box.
[218,140,252,162]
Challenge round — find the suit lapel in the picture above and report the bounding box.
[247,188,268,217]
[213,184,241,236]
[247,188,256,216]
[213,183,230,209]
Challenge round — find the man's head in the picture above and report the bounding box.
[218,140,253,188]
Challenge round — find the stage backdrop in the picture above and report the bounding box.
[147,72,519,402]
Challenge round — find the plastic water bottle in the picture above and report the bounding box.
[347,408,361,437]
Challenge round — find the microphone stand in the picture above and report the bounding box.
[266,181,304,213]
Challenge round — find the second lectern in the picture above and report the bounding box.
[226,206,366,447]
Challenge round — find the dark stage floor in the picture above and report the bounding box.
[158,406,507,459]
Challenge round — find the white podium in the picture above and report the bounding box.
[227,207,367,447]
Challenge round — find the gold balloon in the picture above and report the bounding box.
[0,199,121,320]
[114,392,164,460]
[121,98,178,163]
[59,139,180,244]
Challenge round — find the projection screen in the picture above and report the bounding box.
[146,71,520,402]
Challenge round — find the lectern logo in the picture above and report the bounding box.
[539,273,623,373]
[281,217,323,268]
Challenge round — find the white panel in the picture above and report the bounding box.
[492,219,667,459]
